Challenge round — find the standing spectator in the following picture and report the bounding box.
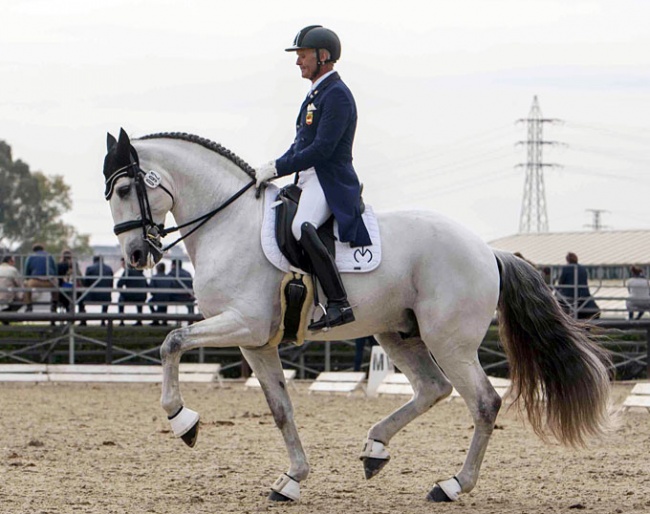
[116,258,148,326]
[83,255,114,326]
[0,255,23,324]
[556,252,600,319]
[148,262,172,326]
[56,249,82,316]
[23,243,58,314]
[168,259,195,315]
[353,335,378,372]
[626,266,650,320]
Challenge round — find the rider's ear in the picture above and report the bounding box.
[106,132,117,151]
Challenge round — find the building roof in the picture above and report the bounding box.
[489,230,650,266]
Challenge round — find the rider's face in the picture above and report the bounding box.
[295,49,318,81]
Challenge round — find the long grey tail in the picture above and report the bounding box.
[493,250,612,447]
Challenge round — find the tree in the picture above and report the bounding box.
[0,140,91,256]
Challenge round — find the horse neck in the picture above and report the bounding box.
[135,140,262,262]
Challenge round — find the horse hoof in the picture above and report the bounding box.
[168,406,200,447]
[427,477,461,502]
[268,490,294,502]
[180,421,200,448]
[426,485,453,502]
[362,457,390,479]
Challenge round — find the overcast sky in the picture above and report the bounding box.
[2,0,649,248]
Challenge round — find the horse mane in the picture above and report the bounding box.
[137,132,256,180]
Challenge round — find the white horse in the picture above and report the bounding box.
[103,129,612,503]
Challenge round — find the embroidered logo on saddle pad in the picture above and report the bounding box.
[261,184,382,274]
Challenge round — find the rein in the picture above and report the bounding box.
[106,148,256,256]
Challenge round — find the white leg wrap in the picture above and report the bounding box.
[437,477,462,501]
[271,473,300,501]
[359,439,390,460]
[168,406,200,437]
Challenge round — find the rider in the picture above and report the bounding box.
[255,25,371,331]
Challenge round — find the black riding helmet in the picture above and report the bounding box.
[285,25,341,64]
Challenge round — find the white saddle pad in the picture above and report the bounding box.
[261,184,381,274]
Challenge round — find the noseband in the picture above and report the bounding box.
[105,147,256,256]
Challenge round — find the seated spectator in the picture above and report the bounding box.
[168,259,195,315]
[117,258,148,326]
[83,256,114,326]
[0,255,23,324]
[626,266,650,320]
[148,262,173,326]
[23,243,58,316]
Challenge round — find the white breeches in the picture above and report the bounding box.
[291,168,332,241]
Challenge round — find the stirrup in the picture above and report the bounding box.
[308,302,355,331]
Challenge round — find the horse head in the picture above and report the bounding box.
[104,128,174,269]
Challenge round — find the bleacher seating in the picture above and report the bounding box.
[376,373,511,400]
[308,371,366,395]
[622,383,650,412]
[0,363,222,385]
[244,369,297,390]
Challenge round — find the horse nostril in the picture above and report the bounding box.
[131,249,143,267]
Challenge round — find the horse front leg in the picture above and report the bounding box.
[240,344,309,502]
[159,310,261,446]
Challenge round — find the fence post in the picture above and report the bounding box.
[646,326,650,379]
[68,324,75,364]
[106,320,113,364]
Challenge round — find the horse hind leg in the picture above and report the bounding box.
[426,349,502,502]
[361,332,453,479]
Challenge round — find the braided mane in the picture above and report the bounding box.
[138,132,256,180]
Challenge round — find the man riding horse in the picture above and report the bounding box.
[255,25,371,331]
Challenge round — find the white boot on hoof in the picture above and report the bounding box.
[359,438,390,479]
[168,406,200,438]
[269,473,300,502]
[427,477,462,502]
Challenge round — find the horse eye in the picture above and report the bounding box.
[117,184,131,199]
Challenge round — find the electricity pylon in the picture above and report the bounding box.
[516,96,562,233]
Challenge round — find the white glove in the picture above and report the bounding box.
[255,161,278,188]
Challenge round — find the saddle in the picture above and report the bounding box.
[274,184,336,270]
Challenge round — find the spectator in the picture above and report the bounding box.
[116,258,148,326]
[148,262,173,326]
[626,266,650,320]
[0,255,23,324]
[556,252,601,319]
[83,256,114,326]
[168,259,195,315]
[23,243,58,315]
[57,249,82,316]
[353,335,378,372]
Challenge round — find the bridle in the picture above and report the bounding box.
[105,147,256,259]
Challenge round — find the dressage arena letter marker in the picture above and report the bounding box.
[366,346,394,398]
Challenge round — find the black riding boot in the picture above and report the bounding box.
[300,223,355,331]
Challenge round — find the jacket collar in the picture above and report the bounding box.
[307,72,340,101]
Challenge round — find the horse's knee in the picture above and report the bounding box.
[160,328,186,361]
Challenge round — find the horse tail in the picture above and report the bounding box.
[493,250,613,447]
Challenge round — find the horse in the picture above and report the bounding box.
[103,128,612,503]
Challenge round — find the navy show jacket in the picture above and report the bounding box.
[275,72,371,248]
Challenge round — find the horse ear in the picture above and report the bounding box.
[106,132,117,151]
[118,128,131,146]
